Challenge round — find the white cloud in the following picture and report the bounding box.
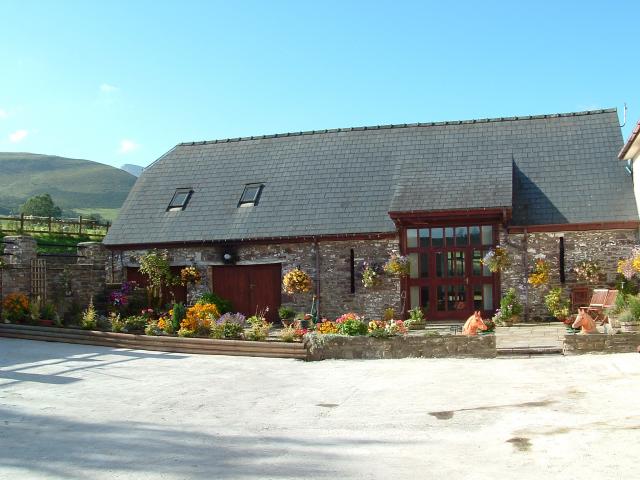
[0,108,8,119]
[100,83,119,93]
[118,139,140,154]
[8,129,28,143]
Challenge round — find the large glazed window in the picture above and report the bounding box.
[404,224,498,320]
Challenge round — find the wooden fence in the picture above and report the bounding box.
[0,214,110,239]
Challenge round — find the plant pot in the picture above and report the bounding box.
[39,319,54,327]
[281,319,293,328]
[619,322,639,333]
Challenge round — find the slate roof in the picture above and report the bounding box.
[104,108,637,246]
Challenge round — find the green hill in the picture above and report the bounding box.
[0,152,136,221]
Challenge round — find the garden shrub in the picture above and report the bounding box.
[123,315,147,332]
[2,293,30,323]
[171,302,186,332]
[178,303,219,336]
[110,313,125,333]
[80,299,98,330]
[245,315,270,341]
[196,292,233,314]
[279,325,296,342]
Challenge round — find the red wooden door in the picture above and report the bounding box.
[211,264,282,323]
[126,267,188,305]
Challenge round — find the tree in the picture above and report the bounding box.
[20,194,62,218]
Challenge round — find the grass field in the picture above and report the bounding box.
[74,208,120,223]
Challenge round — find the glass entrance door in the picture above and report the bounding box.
[405,224,497,320]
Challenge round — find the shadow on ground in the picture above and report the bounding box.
[0,407,401,479]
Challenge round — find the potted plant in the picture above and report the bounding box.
[544,287,571,323]
[407,306,426,329]
[40,302,57,327]
[616,294,640,333]
[493,288,523,326]
[278,305,296,327]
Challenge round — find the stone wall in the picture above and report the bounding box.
[1,236,107,315]
[110,237,401,320]
[306,333,496,360]
[500,229,638,320]
[563,333,640,355]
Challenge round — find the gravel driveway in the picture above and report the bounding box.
[1,338,638,479]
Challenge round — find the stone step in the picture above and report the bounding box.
[0,324,307,360]
[497,346,564,357]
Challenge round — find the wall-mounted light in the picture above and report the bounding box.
[223,253,232,261]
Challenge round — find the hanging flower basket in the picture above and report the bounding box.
[528,257,550,287]
[481,246,510,273]
[573,260,601,284]
[383,253,410,277]
[283,268,313,295]
[617,246,640,280]
[360,261,383,288]
[180,266,201,286]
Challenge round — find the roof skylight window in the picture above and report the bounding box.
[238,183,264,207]
[167,188,193,211]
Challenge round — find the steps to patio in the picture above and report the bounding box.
[0,324,308,360]
[495,323,566,357]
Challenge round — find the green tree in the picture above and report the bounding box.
[20,194,62,218]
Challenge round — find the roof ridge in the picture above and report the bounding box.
[178,108,617,147]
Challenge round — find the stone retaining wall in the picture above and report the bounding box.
[305,333,496,360]
[563,333,640,355]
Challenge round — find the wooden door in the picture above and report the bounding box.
[211,264,282,323]
[126,266,188,305]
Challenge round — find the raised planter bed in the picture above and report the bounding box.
[0,324,307,360]
[305,333,496,361]
[563,332,640,355]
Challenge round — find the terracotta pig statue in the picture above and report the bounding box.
[572,309,597,334]
[462,311,488,336]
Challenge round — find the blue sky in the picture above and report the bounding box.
[1,0,638,169]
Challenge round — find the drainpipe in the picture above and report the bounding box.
[523,228,529,321]
[314,237,321,318]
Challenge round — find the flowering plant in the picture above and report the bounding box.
[492,288,523,325]
[211,312,245,339]
[481,246,510,273]
[282,268,313,294]
[335,313,368,335]
[617,246,640,280]
[544,287,570,320]
[293,328,308,340]
[368,319,408,338]
[109,281,136,308]
[383,253,410,277]
[360,261,381,288]
[180,266,201,286]
[2,293,30,322]
[574,260,601,284]
[528,257,550,286]
[179,302,219,336]
[316,320,338,334]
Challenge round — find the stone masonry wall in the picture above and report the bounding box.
[500,229,638,320]
[112,237,401,320]
[563,333,640,355]
[306,333,496,360]
[1,236,107,315]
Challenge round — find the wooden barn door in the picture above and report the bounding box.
[126,266,188,305]
[211,264,281,323]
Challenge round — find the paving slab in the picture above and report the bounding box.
[1,337,639,480]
